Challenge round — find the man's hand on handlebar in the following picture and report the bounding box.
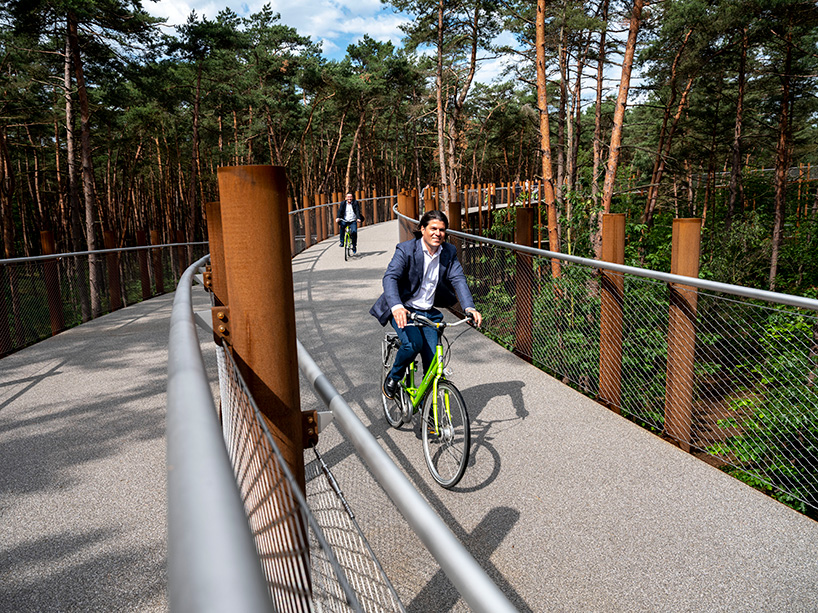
[392,306,409,328]
[466,308,482,327]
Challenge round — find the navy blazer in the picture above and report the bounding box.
[369,238,476,326]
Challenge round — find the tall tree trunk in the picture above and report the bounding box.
[726,27,747,231]
[600,0,645,216]
[435,0,449,214]
[537,0,562,276]
[591,0,610,257]
[769,23,793,292]
[68,12,101,317]
[344,110,367,194]
[557,19,568,203]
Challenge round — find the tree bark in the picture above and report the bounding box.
[68,12,102,317]
[599,0,645,217]
[537,0,562,277]
[591,0,610,257]
[769,22,793,292]
[726,28,747,231]
[435,0,449,214]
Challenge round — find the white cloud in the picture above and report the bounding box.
[149,0,410,58]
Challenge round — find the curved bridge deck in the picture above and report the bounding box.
[1,219,816,612]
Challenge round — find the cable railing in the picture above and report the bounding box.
[170,243,517,611]
[392,205,818,516]
[0,240,208,356]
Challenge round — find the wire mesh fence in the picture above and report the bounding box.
[0,242,208,357]
[215,344,405,612]
[455,232,818,515]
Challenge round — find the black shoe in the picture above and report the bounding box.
[383,376,398,399]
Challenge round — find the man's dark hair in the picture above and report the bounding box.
[418,210,449,230]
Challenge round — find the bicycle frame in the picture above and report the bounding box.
[401,329,447,433]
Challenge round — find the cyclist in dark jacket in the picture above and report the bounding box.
[336,193,364,253]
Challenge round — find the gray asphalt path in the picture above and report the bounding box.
[295,220,818,613]
[0,289,214,612]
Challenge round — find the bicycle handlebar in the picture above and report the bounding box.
[409,312,475,330]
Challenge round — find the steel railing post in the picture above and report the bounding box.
[0,266,12,356]
[599,213,625,412]
[287,196,296,256]
[102,230,123,311]
[303,194,313,249]
[217,165,306,490]
[664,217,702,452]
[514,208,534,361]
[40,231,66,334]
[136,231,152,300]
[205,201,229,307]
[150,229,165,295]
[175,230,187,280]
[397,190,416,243]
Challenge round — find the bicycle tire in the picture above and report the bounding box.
[344,238,351,261]
[381,335,404,428]
[421,381,470,488]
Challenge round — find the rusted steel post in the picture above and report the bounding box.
[103,230,123,311]
[40,231,65,334]
[320,193,329,238]
[302,194,312,249]
[665,218,702,452]
[136,230,151,300]
[205,201,229,307]
[287,196,296,257]
[217,165,306,489]
[175,230,186,279]
[150,229,165,295]
[372,187,379,224]
[397,190,418,243]
[598,213,625,413]
[313,194,323,243]
[514,208,534,361]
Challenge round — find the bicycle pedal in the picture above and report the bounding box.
[444,367,454,377]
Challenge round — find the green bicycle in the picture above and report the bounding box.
[381,312,473,488]
[342,225,353,261]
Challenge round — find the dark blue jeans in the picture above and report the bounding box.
[339,220,358,249]
[387,307,443,382]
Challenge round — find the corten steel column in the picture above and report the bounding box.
[664,218,702,453]
[40,231,65,335]
[302,194,312,249]
[136,231,151,300]
[205,201,229,307]
[175,230,186,279]
[514,208,534,361]
[320,193,329,238]
[287,196,296,257]
[217,165,306,490]
[103,231,123,311]
[398,190,418,243]
[372,187,379,224]
[390,189,396,220]
[313,194,323,243]
[150,230,165,295]
[598,213,625,413]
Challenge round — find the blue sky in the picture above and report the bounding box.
[148,0,514,81]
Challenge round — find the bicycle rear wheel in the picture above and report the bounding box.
[421,381,470,488]
[381,334,404,428]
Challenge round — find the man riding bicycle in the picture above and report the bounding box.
[370,210,482,399]
[336,192,364,254]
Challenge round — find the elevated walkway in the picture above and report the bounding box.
[1,218,816,612]
[294,220,818,612]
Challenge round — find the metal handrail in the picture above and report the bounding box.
[296,340,519,613]
[0,241,209,266]
[167,255,274,613]
[395,206,818,312]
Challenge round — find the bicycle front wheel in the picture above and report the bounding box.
[344,238,351,261]
[421,381,470,488]
[381,335,404,428]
